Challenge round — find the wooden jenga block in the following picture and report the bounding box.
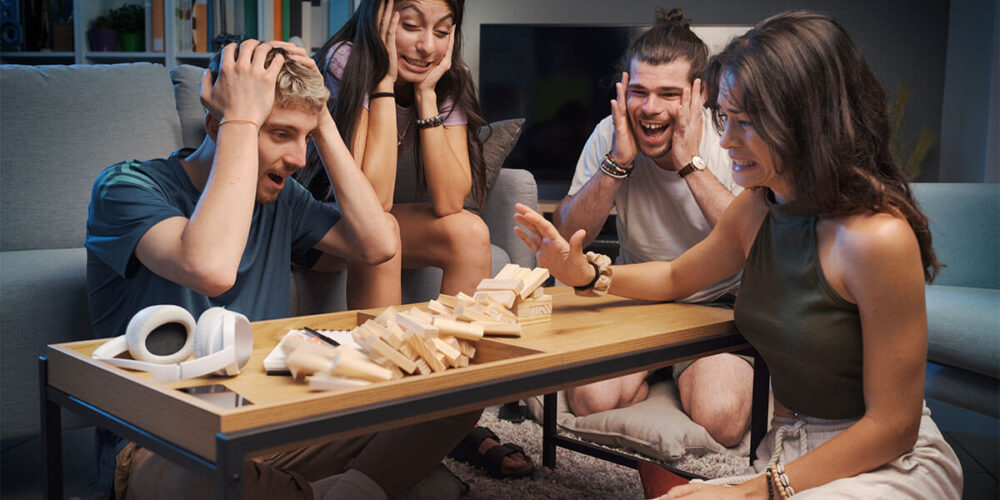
[406,307,435,324]
[474,290,517,309]
[398,341,417,361]
[396,312,439,337]
[308,373,373,391]
[330,353,393,382]
[373,306,397,326]
[455,303,493,323]
[455,292,478,305]
[436,294,459,309]
[431,337,462,365]
[415,359,431,375]
[445,336,461,351]
[495,263,522,279]
[519,268,550,299]
[473,321,523,338]
[286,348,333,381]
[477,278,523,293]
[356,333,418,374]
[457,355,470,368]
[511,266,532,281]
[512,294,553,324]
[533,287,545,299]
[427,299,453,317]
[483,299,518,323]
[433,317,485,341]
[458,340,477,358]
[406,335,447,373]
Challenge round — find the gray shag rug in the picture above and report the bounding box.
[445,407,748,499]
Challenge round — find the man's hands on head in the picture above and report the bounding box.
[200,39,285,128]
[514,203,595,287]
[667,78,705,171]
[610,71,638,168]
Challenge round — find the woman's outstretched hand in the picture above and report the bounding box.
[513,203,595,287]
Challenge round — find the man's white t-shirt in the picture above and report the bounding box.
[567,110,742,303]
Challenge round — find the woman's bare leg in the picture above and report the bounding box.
[391,204,492,295]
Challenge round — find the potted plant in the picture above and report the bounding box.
[110,3,145,52]
[87,15,117,52]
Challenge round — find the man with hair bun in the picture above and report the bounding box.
[87,38,475,500]
[553,8,752,447]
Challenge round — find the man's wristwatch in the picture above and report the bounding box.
[677,155,707,178]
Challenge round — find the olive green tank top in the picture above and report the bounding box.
[734,191,865,419]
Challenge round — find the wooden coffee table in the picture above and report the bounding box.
[41,287,762,499]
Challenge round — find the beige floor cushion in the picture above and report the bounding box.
[526,379,772,463]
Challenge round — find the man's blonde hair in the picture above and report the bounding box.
[208,41,329,114]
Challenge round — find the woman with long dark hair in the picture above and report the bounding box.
[299,0,533,479]
[515,11,963,498]
[297,0,491,309]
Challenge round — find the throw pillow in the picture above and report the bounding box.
[465,118,525,209]
[170,64,209,149]
[525,380,760,462]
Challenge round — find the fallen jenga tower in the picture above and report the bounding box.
[286,265,551,391]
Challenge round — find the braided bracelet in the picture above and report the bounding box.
[218,118,259,130]
[574,251,613,296]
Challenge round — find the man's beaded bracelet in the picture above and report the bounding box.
[416,114,444,129]
[599,153,633,179]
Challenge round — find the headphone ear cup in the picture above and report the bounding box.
[194,307,228,359]
[125,305,196,364]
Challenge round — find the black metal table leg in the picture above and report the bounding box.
[542,392,557,468]
[217,434,245,499]
[749,350,770,465]
[39,356,63,500]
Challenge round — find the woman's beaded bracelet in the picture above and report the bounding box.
[416,114,444,129]
[574,251,613,296]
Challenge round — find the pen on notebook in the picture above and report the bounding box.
[303,326,340,346]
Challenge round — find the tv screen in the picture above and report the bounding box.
[479,24,644,193]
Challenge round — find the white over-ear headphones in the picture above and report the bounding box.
[92,305,254,383]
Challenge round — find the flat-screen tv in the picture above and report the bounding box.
[479,24,644,195]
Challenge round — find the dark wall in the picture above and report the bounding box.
[466,0,952,181]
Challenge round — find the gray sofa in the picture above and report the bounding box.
[913,183,999,418]
[0,62,536,467]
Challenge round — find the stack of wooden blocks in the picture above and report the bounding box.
[286,264,550,391]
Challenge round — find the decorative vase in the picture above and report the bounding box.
[88,28,118,52]
[119,31,143,52]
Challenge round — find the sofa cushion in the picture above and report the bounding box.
[925,285,1000,378]
[1,248,93,442]
[466,118,525,210]
[0,63,184,251]
[170,64,209,149]
[925,362,999,417]
[524,381,764,462]
[483,169,537,269]
[911,183,999,289]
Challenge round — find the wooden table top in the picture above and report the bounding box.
[45,287,739,461]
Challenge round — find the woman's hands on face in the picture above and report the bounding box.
[414,29,454,93]
[513,203,595,287]
[200,39,284,126]
[377,0,399,86]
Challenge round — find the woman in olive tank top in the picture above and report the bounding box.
[515,11,962,499]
